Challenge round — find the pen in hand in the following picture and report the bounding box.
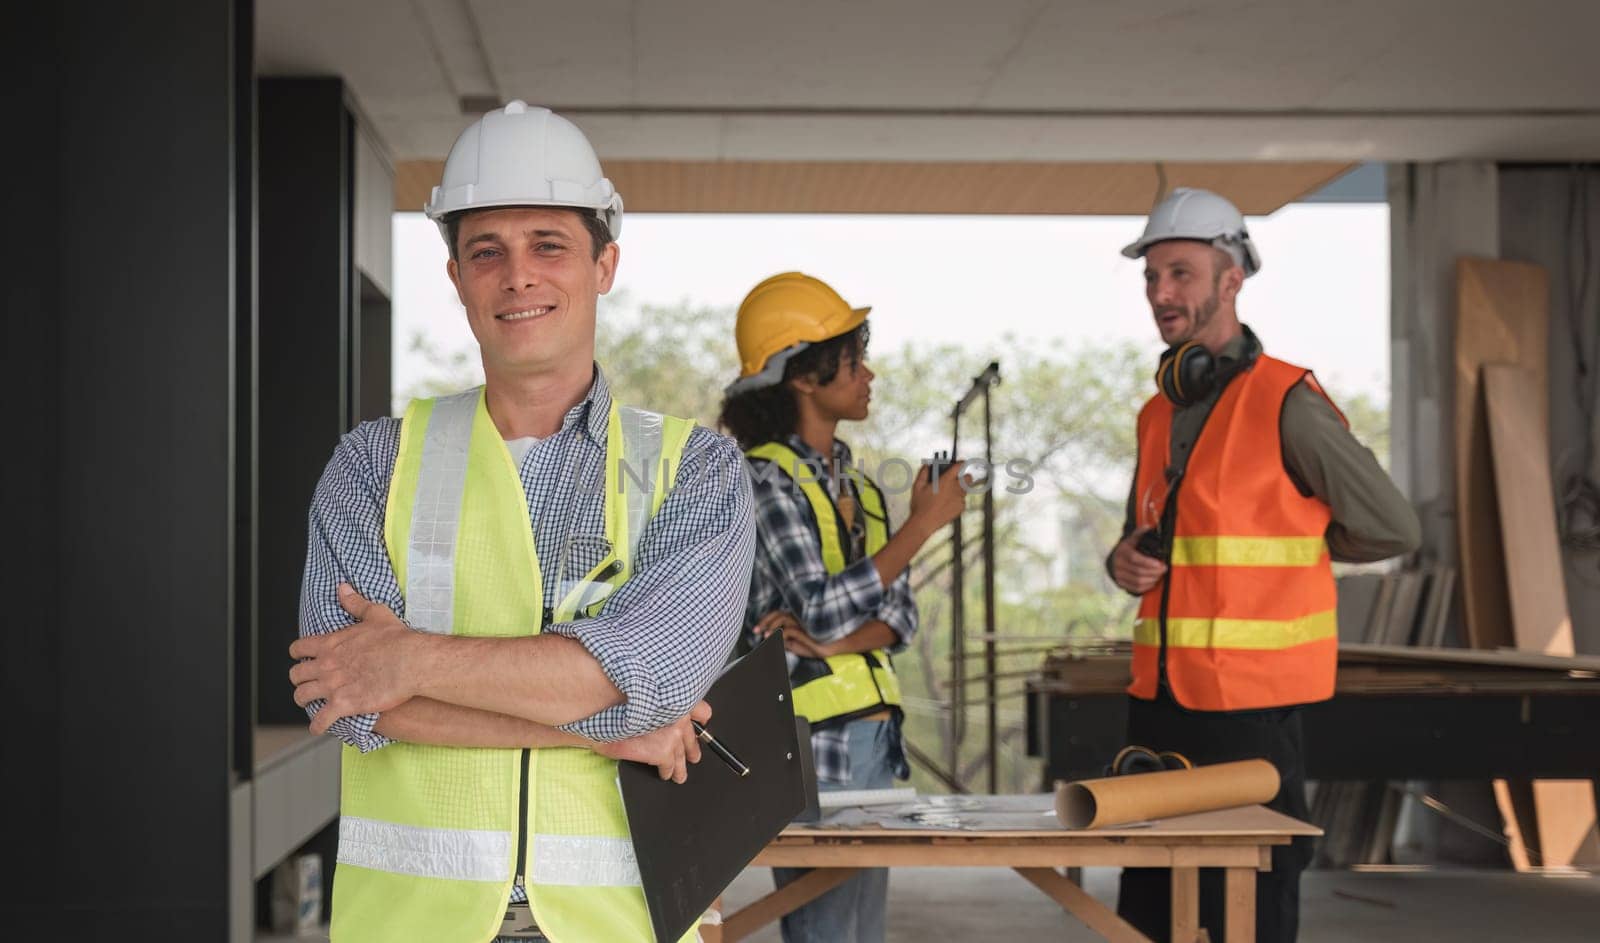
[692,720,750,777]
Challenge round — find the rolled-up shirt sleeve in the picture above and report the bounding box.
[550,429,756,741]
[748,468,885,646]
[875,566,919,653]
[297,419,406,753]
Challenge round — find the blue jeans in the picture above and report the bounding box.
[773,718,896,943]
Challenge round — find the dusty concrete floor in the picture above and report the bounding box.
[718,865,1600,941]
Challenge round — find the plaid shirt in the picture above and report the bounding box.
[742,435,917,784]
[299,369,755,903]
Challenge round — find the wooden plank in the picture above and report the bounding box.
[1170,846,1278,869]
[721,868,859,942]
[393,158,1354,215]
[1171,868,1201,943]
[755,842,1265,869]
[1493,779,1537,871]
[1338,644,1600,672]
[1531,780,1600,869]
[1380,572,1427,646]
[1482,365,1576,655]
[1417,566,1458,648]
[775,804,1322,840]
[1015,867,1150,942]
[1225,868,1256,943]
[1454,257,1547,652]
[1479,360,1597,869]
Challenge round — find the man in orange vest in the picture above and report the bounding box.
[1108,188,1420,942]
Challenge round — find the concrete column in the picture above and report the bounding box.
[1387,162,1508,867]
[1388,161,1500,570]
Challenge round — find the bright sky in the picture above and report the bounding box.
[392,203,1390,404]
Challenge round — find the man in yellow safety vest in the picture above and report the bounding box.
[288,101,755,943]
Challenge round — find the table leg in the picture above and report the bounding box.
[1224,868,1255,943]
[1013,868,1149,942]
[722,868,860,942]
[699,895,723,943]
[1171,867,1200,943]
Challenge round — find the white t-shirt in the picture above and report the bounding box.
[504,436,542,465]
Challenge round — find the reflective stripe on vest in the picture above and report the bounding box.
[1129,356,1340,712]
[333,387,696,943]
[745,442,903,728]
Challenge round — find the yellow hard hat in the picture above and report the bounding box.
[728,272,870,394]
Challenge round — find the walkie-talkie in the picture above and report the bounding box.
[1135,527,1167,563]
[1134,466,1184,563]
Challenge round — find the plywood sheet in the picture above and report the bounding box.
[1454,257,1548,650]
[1482,364,1575,654]
[1480,368,1600,872]
[1455,269,1598,870]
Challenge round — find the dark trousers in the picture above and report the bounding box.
[1115,689,1315,943]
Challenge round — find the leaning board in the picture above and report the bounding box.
[1454,257,1547,651]
[1483,364,1597,868]
[1482,364,1574,655]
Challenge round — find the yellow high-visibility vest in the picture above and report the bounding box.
[746,441,903,730]
[332,387,696,943]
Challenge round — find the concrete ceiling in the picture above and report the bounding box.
[258,0,1600,212]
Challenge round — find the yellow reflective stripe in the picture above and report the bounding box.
[1169,535,1327,567]
[338,815,513,883]
[747,442,845,573]
[792,652,901,723]
[530,834,641,887]
[1133,610,1337,650]
[848,469,890,556]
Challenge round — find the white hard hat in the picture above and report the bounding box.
[1121,187,1261,277]
[424,101,623,247]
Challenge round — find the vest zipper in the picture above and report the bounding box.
[1155,476,1185,695]
[1157,563,1173,693]
[519,612,550,894]
[514,744,531,897]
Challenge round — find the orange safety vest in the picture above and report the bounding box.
[1129,354,1342,711]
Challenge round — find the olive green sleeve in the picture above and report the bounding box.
[1280,381,1422,563]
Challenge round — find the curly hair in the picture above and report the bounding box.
[718,322,870,450]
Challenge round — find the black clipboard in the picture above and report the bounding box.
[619,634,804,943]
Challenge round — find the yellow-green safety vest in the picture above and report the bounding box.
[745,441,903,730]
[332,387,696,943]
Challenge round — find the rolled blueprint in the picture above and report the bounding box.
[1055,759,1280,829]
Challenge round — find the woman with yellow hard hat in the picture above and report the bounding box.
[719,272,966,943]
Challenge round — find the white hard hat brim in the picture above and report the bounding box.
[1120,232,1262,277]
[427,192,624,239]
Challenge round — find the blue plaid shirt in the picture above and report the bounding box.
[742,435,917,784]
[298,366,755,748]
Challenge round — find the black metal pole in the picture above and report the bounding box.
[948,410,965,780]
[983,383,998,793]
[943,361,1001,791]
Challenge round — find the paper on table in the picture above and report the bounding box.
[1055,759,1280,829]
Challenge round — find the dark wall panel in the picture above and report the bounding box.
[258,78,354,724]
[52,0,243,934]
[1,1,65,931]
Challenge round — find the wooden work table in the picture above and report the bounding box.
[718,803,1320,943]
